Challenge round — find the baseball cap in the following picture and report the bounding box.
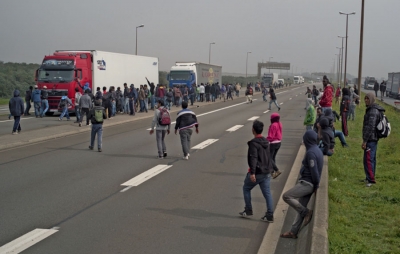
[43,86,47,89]
[34,85,38,88]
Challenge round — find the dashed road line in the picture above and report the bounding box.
[121,164,173,189]
[247,116,259,121]
[263,110,270,114]
[289,98,292,100]
[0,117,34,123]
[192,139,219,149]
[280,103,284,105]
[226,125,243,132]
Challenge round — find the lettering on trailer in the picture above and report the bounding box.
[42,60,74,66]
[202,68,220,84]
[153,62,157,66]
[97,60,106,70]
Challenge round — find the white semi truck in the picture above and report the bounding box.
[262,73,279,88]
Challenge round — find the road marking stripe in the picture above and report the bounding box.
[280,103,283,105]
[0,117,34,123]
[247,116,259,121]
[121,164,173,187]
[0,228,58,253]
[192,139,218,149]
[263,110,270,114]
[289,98,292,100]
[226,125,243,132]
[296,95,298,97]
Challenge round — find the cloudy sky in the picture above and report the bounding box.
[0,0,398,79]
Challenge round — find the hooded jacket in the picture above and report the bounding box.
[340,88,350,114]
[31,88,41,102]
[58,96,72,109]
[363,93,385,142]
[299,130,324,190]
[79,93,93,109]
[319,117,335,155]
[175,108,198,131]
[267,113,282,143]
[319,85,333,107]
[247,136,273,175]
[304,105,316,126]
[9,90,24,116]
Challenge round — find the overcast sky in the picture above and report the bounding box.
[0,0,398,79]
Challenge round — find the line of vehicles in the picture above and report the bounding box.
[260,73,305,88]
[363,74,400,98]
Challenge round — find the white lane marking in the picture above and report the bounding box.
[289,98,292,100]
[0,117,34,123]
[226,125,243,132]
[121,165,173,187]
[247,116,259,121]
[0,228,58,253]
[263,110,270,114]
[296,95,298,97]
[280,103,284,105]
[192,139,219,149]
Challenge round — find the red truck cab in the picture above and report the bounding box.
[35,51,93,114]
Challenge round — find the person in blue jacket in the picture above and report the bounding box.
[9,90,25,134]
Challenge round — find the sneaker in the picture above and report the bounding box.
[12,131,18,135]
[261,213,274,222]
[187,153,190,157]
[366,182,375,187]
[163,152,167,158]
[342,144,349,148]
[239,208,253,217]
[89,146,93,150]
[182,155,189,160]
[79,123,82,127]
[74,121,79,123]
[98,148,102,152]
[158,156,164,159]
[59,118,62,121]
[67,119,70,121]
[17,130,21,133]
[272,171,282,179]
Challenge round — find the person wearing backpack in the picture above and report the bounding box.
[175,101,199,160]
[58,95,72,121]
[78,90,93,126]
[362,93,386,187]
[88,100,107,152]
[149,100,171,159]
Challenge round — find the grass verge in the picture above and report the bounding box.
[328,93,400,253]
[0,98,9,105]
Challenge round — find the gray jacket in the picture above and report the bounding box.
[79,94,93,109]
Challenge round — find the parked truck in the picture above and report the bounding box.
[167,62,222,88]
[364,76,376,90]
[388,72,400,98]
[35,50,159,114]
[294,76,300,84]
[262,73,278,88]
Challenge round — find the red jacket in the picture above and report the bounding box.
[267,113,282,143]
[319,85,333,107]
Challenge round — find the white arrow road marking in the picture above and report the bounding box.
[121,164,173,189]
[226,125,243,132]
[0,228,59,253]
[191,139,219,149]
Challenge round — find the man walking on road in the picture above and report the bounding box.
[362,93,385,187]
[9,90,24,135]
[40,86,49,117]
[373,81,380,98]
[24,86,33,116]
[379,81,386,101]
[268,88,281,111]
[31,85,41,118]
[280,130,323,239]
[245,84,253,104]
[150,100,171,159]
[239,120,274,222]
[74,87,82,123]
[175,101,199,160]
[88,100,107,152]
[78,90,93,126]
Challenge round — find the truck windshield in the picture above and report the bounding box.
[38,69,74,82]
[294,77,299,80]
[170,71,191,81]
[264,77,272,82]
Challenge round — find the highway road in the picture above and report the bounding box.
[0,86,309,254]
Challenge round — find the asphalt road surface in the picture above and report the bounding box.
[0,87,309,254]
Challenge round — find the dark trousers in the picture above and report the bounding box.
[13,116,21,132]
[129,99,135,115]
[341,112,348,136]
[25,101,31,115]
[80,108,90,125]
[270,142,281,172]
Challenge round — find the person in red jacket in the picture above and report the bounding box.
[267,113,283,179]
[319,78,333,114]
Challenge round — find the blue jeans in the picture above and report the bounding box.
[91,124,103,149]
[33,101,41,116]
[334,130,347,145]
[243,173,274,214]
[211,93,216,102]
[112,101,116,116]
[189,94,194,105]
[75,106,81,121]
[363,141,377,183]
[321,107,332,115]
[262,94,267,101]
[268,100,280,110]
[124,97,130,113]
[319,146,333,156]
[59,107,70,120]
[140,100,145,112]
[40,99,49,116]
[12,116,21,132]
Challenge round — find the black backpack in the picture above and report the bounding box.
[59,98,66,107]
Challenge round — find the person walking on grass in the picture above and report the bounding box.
[58,95,72,121]
[9,90,24,135]
[362,93,385,187]
[175,101,199,160]
[268,87,281,111]
[348,87,359,121]
[280,130,323,239]
[334,85,341,104]
[267,113,283,179]
[340,88,350,137]
[150,100,171,159]
[88,100,106,152]
[239,120,274,222]
[373,81,379,98]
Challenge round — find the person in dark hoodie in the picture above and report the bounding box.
[317,117,335,156]
[175,101,199,160]
[88,100,107,152]
[9,90,24,134]
[280,130,323,239]
[268,88,281,111]
[239,120,274,222]
[362,93,385,187]
[323,108,348,148]
[340,87,350,136]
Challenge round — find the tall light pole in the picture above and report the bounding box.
[357,0,365,93]
[335,53,340,83]
[246,52,252,81]
[135,24,144,55]
[268,57,273,73]
[338,36,345,85]
[340,11,356,87]
[336,47,342,84]
[209,42,215,64]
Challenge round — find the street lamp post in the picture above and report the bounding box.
[135,24,144,55]
[357,0,365,94]
[246,52,252,81]
[336,47,341,84]
[338,36,345,85]
[335,53,340,83]
[340,11,356,87]
[209,42,215,64]
[268,57,273,73]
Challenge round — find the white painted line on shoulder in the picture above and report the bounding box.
[247,116,259,121]
[121,164,173,188]
[0,228,59,253]
[280,103,283,105]
[226,125,244,132]
[0,117,34,123]
[263,110,270,114]
[192,139,219,149]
